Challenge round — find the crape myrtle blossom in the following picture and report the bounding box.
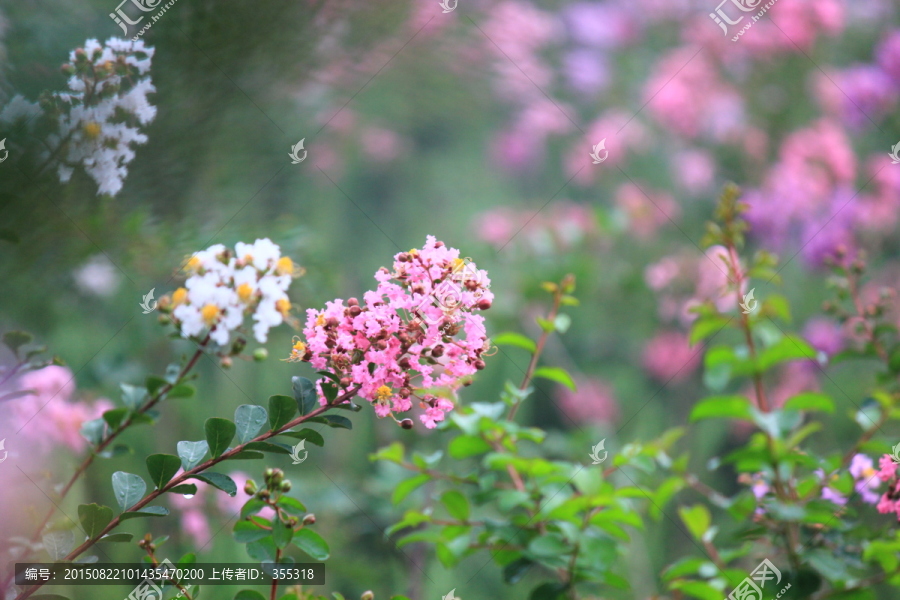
[46,38,155,196]
[166,239,300,347]
[289,237,493,429]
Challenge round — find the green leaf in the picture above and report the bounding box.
[678,504,711,541]
[784,392,835,413]
[102,408,129,430]
[243,441,291,454]
[30,596,72,600]
[246,538,277,562]
[292,528,330,560]
[279,429,325,446]
[533,367,576,391]
[78,504,113,538]
[493,332,537,353]
[690,315,731,345]
[111,472,146,511]
[177,440,209,471]
[527,533,570,558]
[146,375,168,397]
[269,395,297,431]
[529,582,567,600]
[80,418,106,446]
[392,474,430,504]
[97,533,134,543]
[320,414,352,429]
[234,591,267,600]
[233,521,270,543]
[43,529,75,560]
[168,383,195,398]
[193,472,237,496]
[757,335,817,371]
[169,484,198,496]
[120,383,147,410]
[2,330,32,354]
[119,506,169,521]
[503,557,533,584]
[292,376,318,415]
[276,496,307,516]
[146,454,182,489]
[448,435,492,459]
[272,520,294,549]
[441,490,470,521]
[234,405,268,444]
[229,450,265,460]
[205,417,237,458]
[689,395,753,422]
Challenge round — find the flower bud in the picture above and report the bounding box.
[280,480,292,492]
[361,591,375,600]
[302,513,316,525]
[347,297,359,307]
[477,299,492,310]
[220,356,233,369]
[431,345,444,358]
[253,348,269,361]
[399,418,414,430]
[474,359,486,370]
[244,480,258,495]
[157,314,171,325]
[231,337,247,355]
[259,489,271,500]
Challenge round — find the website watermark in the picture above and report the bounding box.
[709,0,780,42]
[726,558,790,600]
[110,0,181,41]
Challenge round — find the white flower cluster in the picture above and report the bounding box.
[170,239,299,346]
[51,38,157,196]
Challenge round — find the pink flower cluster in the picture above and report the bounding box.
[475,202,597,254]
[555,376,619,425]
[5,366,112,454]
[291,237,493,428]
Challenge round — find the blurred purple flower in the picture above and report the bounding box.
[803,317,844,356]
[818,65,897,130]
[876,30,900,84]
[563,3,637,49]
[563,49,610,95]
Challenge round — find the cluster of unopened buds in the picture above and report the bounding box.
[288,236,493,428]
[157,239,302,348]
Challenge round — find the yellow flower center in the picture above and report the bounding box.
[83,122,102,140]
[292,340,306,354]
[201,304,220,325]
[185,256,201,273]
[864,467,876,479]
[172,287,188,306]
[276,256,294,276]
[375,385,393,402]
[243,254,253,264]
[276,298,291,317]
[451,257,465,272]
[237,283,254,303]
[315,314,326,327]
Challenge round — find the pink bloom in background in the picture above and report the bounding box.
[855,156,900,233]
[768,361,820,410]
[614,182,680,240]
[492,99,574,171]
[641,331,701,384]
[744,119,859,265]
[643,47,744,141]
[644,256,681,292]
[672,149,715,195]
[566,110,648,185]
[563,50,610,96]
[877,30,900,84]
[694,245,737,314]
[555,377,619,425]
[9,366,112,454]
[474,202,596,253]
[563,2,637,50]
[360,127,404,163]
[803,317,844,356]
[817,65,897,130]
[735,0,844,56]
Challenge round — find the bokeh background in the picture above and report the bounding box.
[1,0,900,598]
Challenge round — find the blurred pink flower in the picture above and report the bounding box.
[492,99,574,171]
[694,245,737,313]
[738,0,844,55]
[563,50,610,95]
[817,65,897,130]
[563,3,638,49]
[641,331,701,384]
[643,47,744,141]
[360,127,404,163]
[877,30,900,84]
[556,377,619,424]
[614,182,680,239]
[644,257,681,292]
[181,509,212,548]
[473,202,596,253]
[672,150,715,195]
[565,110,648,185]
[803,317,844,356]
[10,366,112,453]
